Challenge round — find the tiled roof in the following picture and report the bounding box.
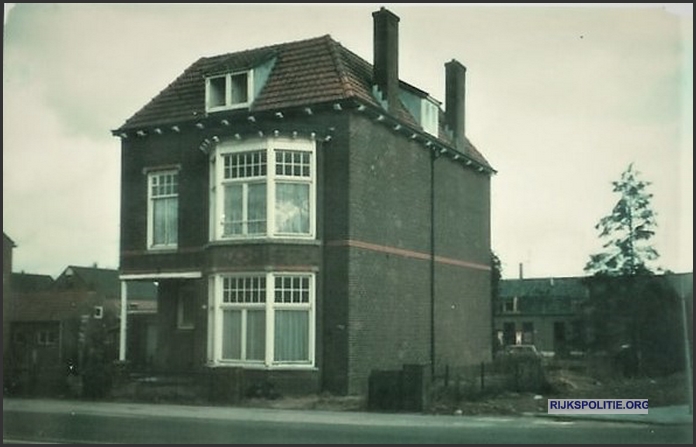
[3,232,16,248]
[11,273,54,294]
[115,35,491,169]
[12,291,92,322]
[56,266,157,300]
[500,277,588,299]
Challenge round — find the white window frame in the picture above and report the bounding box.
[147,169,179,250]
[210,137,316,242]
[208,272,316,369]
[205,70,254,112]
[93,306,104,320]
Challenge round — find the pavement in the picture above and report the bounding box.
[525,404,693,426]
[4,397,693,427]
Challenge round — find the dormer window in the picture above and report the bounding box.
[206,71,253,112]
[420,98,439,136]
[398,87,441,137]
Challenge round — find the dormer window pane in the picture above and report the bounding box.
[209,76,227,108]
[230,73,248,104]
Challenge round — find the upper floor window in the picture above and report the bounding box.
[148,170,179,250]
[502,296,519,313]
[205,71,253,112]
[210,138,316,241]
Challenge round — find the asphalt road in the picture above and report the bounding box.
[3,399,693,444]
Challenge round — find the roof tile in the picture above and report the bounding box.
[116,35,491,169]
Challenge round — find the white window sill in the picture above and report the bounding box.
[207,238,322,247]
[148,245,178,252]
[206,103,251,113]
[207,362,317,371]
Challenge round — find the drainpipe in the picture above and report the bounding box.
[430,149,439,379]
[119,281,128,361]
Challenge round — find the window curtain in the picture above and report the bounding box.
[275,183,309,234]
[246,310,266,360]
[247,183,267,234]
[223,184,243,235]
[153,197,178,245]
[274,310,309,361]
[222,310,242,359]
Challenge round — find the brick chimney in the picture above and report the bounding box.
[373,7,400,113]
[445,59,467,150]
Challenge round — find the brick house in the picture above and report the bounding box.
[494,272,693,365]
[6,265,157,395]
[113,7,494,395]
[494,276,588,356]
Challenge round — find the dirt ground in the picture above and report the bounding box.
[429,369,691,416]
[239,369,691,416]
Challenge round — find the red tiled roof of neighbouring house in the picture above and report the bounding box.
[114,35,492,169]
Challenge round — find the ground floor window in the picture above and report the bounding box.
[37,329,58,346]
[208,272,315,368]
[522,322,534,344]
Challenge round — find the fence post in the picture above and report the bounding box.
[444,364,449,388]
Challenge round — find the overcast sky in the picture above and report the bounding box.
[3,3,693,279]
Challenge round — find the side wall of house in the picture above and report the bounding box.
[433,156,492,375]
[321,116,352,394]
[344,113,432,394]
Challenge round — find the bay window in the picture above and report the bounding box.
[208,272,315,367]
[147,170,179,249]
[210,138,315,241]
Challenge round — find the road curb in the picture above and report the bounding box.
[523,411,694,426]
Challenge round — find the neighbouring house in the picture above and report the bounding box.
[6,265,157,395]
[494,271,693,370]
[494,276,589,357]
[113,7,494,396]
